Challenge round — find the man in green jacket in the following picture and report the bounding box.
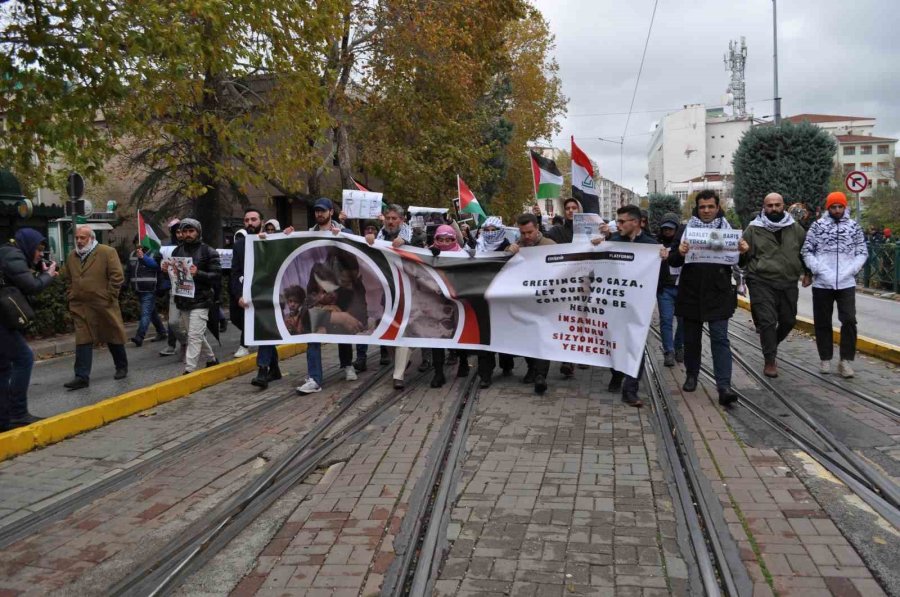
[738,192,811,378]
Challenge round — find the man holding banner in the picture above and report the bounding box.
[668,190,739,406]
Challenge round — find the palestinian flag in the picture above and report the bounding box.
[571,137,600,214]
[138,212,161,253]
[530,149,563,199]
[457,175,487,225]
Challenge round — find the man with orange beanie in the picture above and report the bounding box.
[801,192,868,378]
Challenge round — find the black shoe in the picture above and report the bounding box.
[151,333,168,343]
[674,347,684,363]
[718,387,738,406]
[501,368,513,377]
[206,359,220,368]
[8,413,44,427]
[682,374,698,392]
[447,353,459,366]
[663,352,676,367]
[219,320,228,333]
[622,392,643,407]
[523,369,536,384]
[379,347,391,366]
[457,363,470,378]
[418,359,432,372]
[353,357,368,372]
[251,367,269,389]
[534,374,548,394]
[479,374,492,389]
[268,362,282,381]
[114,368,128,380]
[430,372,445,388]
[560,363,574,378]
[64,377,90,390]
[607,375,623,393]
[393,379,405,390]
[131,337,143,347]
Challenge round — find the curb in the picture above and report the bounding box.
[0,344,307,463]
[736,296,900,365]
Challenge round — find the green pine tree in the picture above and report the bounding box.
[647,193,680,233]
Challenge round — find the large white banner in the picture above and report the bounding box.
[243,233,660,376]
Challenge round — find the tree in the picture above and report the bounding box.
[862,186,900,234]
[732,121,836,226]
[647,193,680,232]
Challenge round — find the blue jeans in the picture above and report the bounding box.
[683,318,732,390]
[0,326,35,423]
[657,287,684,353]
[74,343,128,381]
[306,343,323,385]
[135,292,167,341]
[257,345,279,367]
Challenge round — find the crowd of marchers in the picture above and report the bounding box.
[0,189,869,431]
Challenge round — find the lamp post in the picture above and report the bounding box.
[772,0,782,124]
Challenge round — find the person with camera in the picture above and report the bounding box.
[0,229,58,430]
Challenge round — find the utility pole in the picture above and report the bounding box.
[772,0,781,124]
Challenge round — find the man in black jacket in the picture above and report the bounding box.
[656,213,684,367]
[0,229,57,430]
[162,219,221,374]
[229,207,262,358]
[668,190,738,406]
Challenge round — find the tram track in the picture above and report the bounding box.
[642,347,749,596]
[652,325,900,530]
[107,360,436,596]
[0,352,378,551]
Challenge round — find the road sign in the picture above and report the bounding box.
[844,170,868,194]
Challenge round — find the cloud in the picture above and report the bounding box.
[531,0,899,193]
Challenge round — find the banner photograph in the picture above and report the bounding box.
[243,233,661,376]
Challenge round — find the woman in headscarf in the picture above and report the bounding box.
[428,225,468,387]
[263,219,281,234]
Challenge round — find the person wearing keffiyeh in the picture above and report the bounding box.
[738,192,811,379]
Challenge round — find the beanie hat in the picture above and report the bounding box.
[660,212,680,229]
[179,217,203,235]
[168,218,181,234]
[825,192,848,209]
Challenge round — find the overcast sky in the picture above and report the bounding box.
[530,0,900,194]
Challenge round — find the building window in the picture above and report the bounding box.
[877,145,889,154]
[860,162,872,172]
[877,162,891,172]
[867,180,873,189]
[861,145,872,155]
[843,146,855,155]
[843,163,855,173]
[879,179,889,187]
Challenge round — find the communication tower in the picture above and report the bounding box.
[723,37,748,117]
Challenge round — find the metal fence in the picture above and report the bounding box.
[858,242,899,293]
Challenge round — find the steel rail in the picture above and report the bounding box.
[0,355,372,550]
[643,348,745,596]
[108,364,416,597]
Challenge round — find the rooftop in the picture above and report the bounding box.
[786,114,874,124]
[835,134,897,143]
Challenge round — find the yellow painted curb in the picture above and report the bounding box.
[737,296,900,365]
[0,343,308,462]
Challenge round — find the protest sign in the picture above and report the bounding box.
[243,233,660,376]
[572,213,605,243]
[161,246,232,268]
[341,189,384,219]
[683,227,741,265]
[168,257,195,298]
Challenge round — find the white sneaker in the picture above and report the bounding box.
[234,346,250,358]
[344,366,358,381]
[819,360,831,374]
[838,360,854,378]
[296,378,322,394]
[158,345,176,356]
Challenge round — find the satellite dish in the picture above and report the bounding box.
[82,199,94,217]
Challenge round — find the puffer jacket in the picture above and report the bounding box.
[801,213,868,290]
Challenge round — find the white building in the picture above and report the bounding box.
[785,114,897,203]
[647,104,752,207]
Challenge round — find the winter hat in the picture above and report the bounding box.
[179,218,202,235]
[885,228,892,239]
[14,228,47,262]
[168,218,181,235]
[825,192,848,209]
[660,212,680,229]
[264,218,281,231]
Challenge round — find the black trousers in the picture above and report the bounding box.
[433,348,468,370]
[610,359,644,395]
[812,287,857,361]
[524,357,549,377]
[477,351,514,378]
[748,279,798,361]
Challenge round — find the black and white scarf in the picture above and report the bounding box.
[686,214,731,230]
[749,209,795,232]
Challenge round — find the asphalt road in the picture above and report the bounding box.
[28,326,249,419]
[796,286,900,346]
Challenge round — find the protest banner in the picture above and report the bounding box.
[243,233,660,376]
[168,257,195,298]
[683,227,741,265]
[341,189,384,219]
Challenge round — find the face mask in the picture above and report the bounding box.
[765,211,784,222]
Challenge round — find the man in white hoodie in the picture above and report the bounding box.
[801,192,869,378]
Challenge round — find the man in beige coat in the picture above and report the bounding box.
[62,225,129,390]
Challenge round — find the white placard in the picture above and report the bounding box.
[342,189,383,219]
[573,213,605,243]
[684,228,741,265]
